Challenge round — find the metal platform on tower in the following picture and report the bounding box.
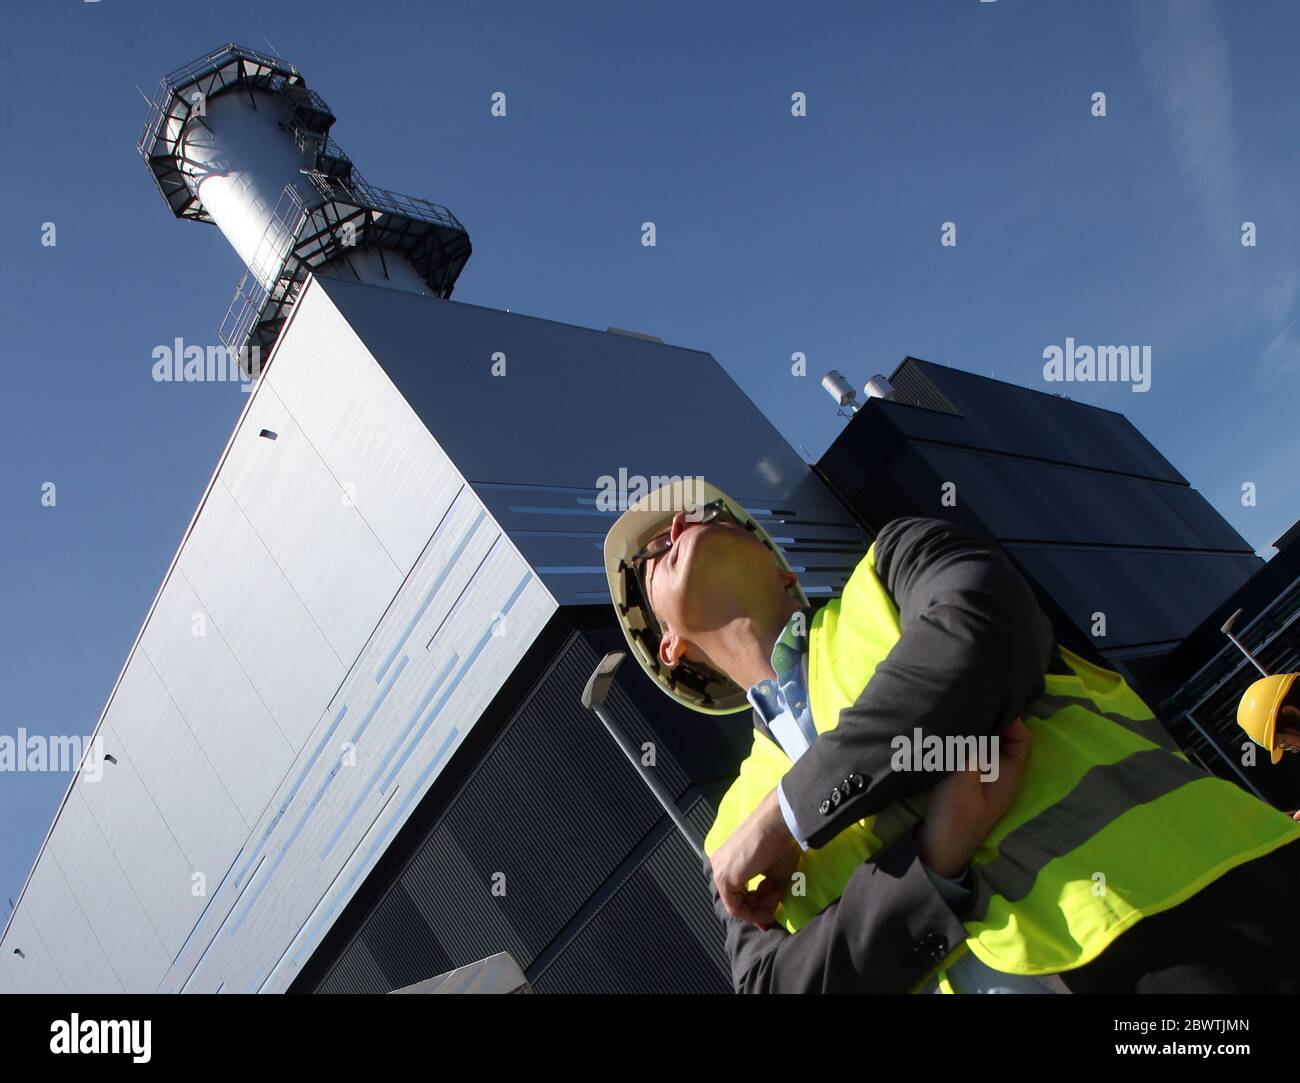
[137,42,471,369]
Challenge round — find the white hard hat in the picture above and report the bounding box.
[602,478,808,715]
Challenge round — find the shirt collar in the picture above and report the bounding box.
[770,606,810,674]
[746,607,812,724]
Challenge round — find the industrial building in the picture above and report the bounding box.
[0,44,863,994]
[1,43,1293,995]
[817,358,1267,692]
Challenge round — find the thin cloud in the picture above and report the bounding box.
[1134,2,1300,386]
[1133,0,1238,233]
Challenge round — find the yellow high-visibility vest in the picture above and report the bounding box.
[704,546,1300,982]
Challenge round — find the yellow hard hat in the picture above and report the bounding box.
[1236,673,1298,765]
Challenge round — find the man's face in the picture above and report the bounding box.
[642,511,793,670]
[1277,703,1300,754]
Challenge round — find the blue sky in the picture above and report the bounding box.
[2,0,1298,911]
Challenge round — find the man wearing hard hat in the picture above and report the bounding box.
[1238,673,1300,765]
[604,479,1300,993]
[1237,674,1300,822]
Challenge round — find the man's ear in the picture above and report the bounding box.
[778,569,798,591]
[659,632,688,670]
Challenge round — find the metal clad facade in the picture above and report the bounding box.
[5,277,865,994]
[2,281,557,993]
[303,627,743,994]
[316,278,868,606]
[527,796,732,994]
[817,357,1261,680]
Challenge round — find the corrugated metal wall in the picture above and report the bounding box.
[527,796,729,993]
[306,623,745,994]
[0,282,560,994]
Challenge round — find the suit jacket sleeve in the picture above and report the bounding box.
[780,516,1055,851]
[706,833,969,993]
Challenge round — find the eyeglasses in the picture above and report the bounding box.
[627,499,739,574]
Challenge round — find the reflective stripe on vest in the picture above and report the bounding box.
[704,546,1300,980]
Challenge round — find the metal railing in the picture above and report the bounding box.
[302,171,465,232]
[160,42,297,92]
[138,43,302,156]
[1175,575,1300,716]
[216,161,469,357]
[137,81,178,158]
[219,182,307,357]
[280,83,332,121]
[287,119,351,174]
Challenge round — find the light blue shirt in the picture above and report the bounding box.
[745,610,1056,994]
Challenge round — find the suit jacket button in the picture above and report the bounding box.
[914,932,948,965]
[849,773,865,791]
[818,799,831,816]
[840,778,853,798]
[829,787,842,806]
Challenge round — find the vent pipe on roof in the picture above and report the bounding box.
[864,374,895,400]
[821,370,860,420]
